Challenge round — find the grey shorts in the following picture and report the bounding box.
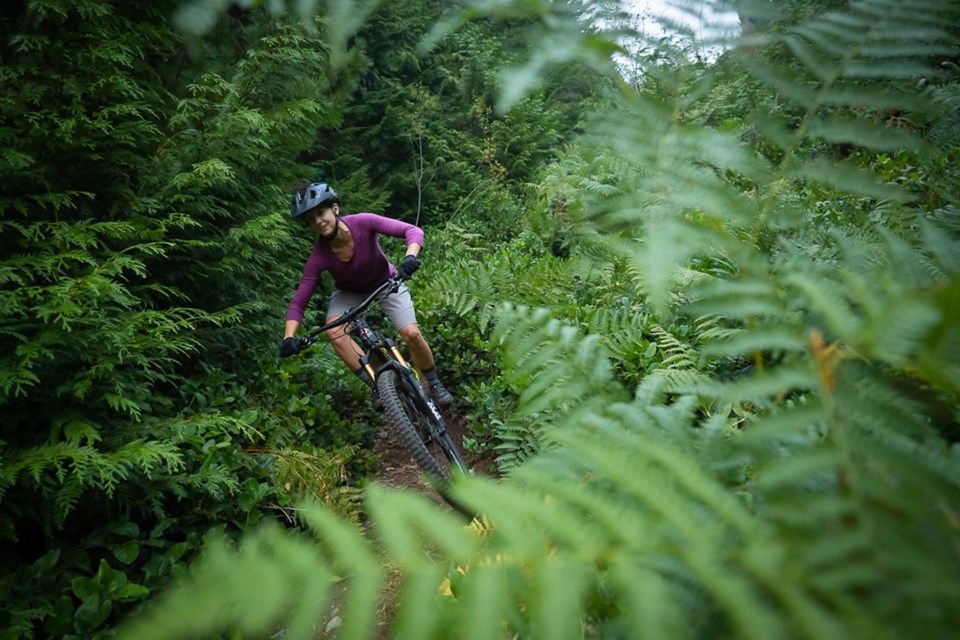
[327,283,418,330]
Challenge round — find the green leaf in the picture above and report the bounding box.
[71,577,99,601]
[113,541,141,565]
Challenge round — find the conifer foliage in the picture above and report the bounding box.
[1,1,337,635]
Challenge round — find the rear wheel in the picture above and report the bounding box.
[377,368,466,482]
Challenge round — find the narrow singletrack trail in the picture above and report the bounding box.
[370,411,475,507]
[312,413,478,639]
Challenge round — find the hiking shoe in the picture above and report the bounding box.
[430,382,453,408]
[371,388,384,411]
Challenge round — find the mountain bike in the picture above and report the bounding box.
[296,276,469,485]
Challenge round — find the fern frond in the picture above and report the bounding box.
[486,305,629,470]
[118,520,337,640]
[492,304,626,418]
[428,259,498,329]
[300,504,383,640]
[491,418,541,472]
[678,363,819,408]
[365,485,478,568]
[647,324,698,369]
[925,83,960,149]
[645,367,712,395]
[265,446,364,523]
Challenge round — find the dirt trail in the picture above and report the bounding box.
[369,412,476,506]
[319,414,476,639]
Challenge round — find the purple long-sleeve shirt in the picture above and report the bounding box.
[285,213,425,324]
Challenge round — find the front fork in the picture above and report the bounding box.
[362,342,449,440]
[359,334,409,383]
[354,319,408,381]
[354,321,447,433]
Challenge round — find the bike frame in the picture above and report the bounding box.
[297,277,458,462]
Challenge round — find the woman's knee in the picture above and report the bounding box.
[398,323,425,345]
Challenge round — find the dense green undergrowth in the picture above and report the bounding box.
[3,0,960,638]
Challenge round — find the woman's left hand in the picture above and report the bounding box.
[397,255,421,279]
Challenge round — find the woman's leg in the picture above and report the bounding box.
[397,323,434,371]
[397,324,452,405]
[382,286,453,407]
[325,288,367,371]
[325,319,364,370]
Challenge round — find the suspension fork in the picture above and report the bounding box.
[386,338,409,368]
[354,319,411,382]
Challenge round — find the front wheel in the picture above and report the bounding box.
[377,368,467,482]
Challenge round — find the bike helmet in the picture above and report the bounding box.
[291,182,339,221]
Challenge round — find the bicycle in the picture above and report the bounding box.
[296,275,469,486]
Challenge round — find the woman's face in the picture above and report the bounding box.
[305,204,338,236]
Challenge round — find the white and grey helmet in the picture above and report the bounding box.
[291,182,339,221]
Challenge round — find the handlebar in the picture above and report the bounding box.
[297,276,405,350]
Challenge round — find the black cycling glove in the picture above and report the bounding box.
[279,337,300,358]
[397,255,421,280]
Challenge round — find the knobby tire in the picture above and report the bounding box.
[377,369,466,483]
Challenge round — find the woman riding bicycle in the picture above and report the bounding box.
[278,181,453,408]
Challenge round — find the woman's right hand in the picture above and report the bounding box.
[279,337,300,358]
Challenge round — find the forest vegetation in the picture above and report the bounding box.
[1,0,959,638]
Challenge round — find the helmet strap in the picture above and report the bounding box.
[322,215,341,242]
